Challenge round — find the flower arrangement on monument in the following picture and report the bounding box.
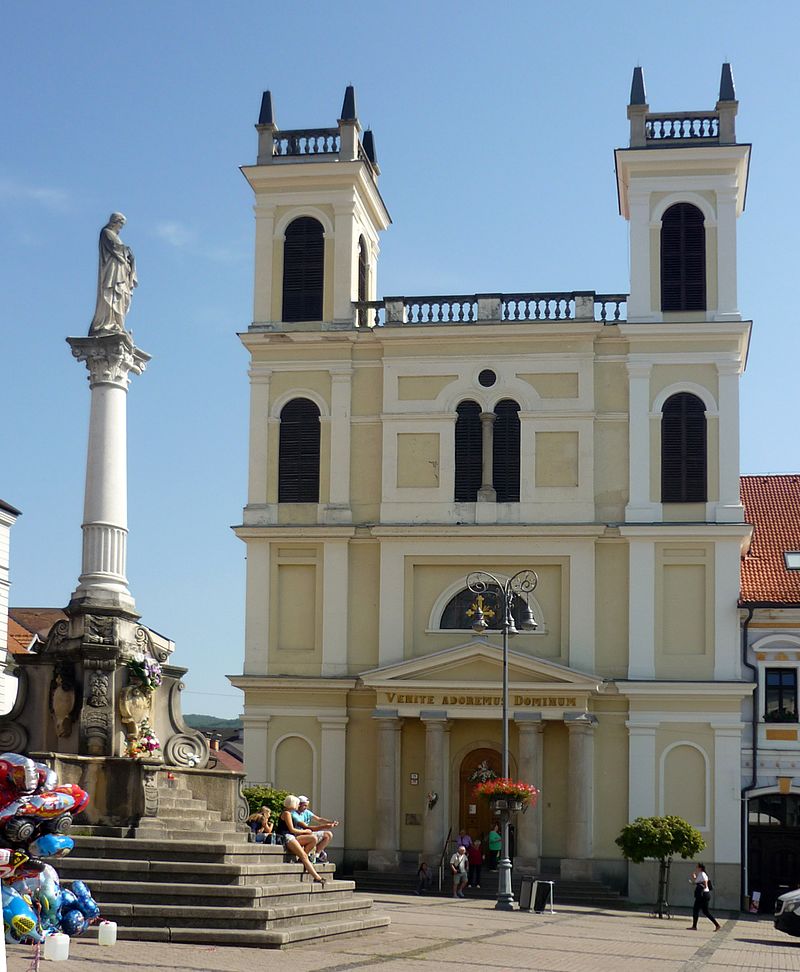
[125,656,162,692]
[472,778,539,806]
[125,720,161,759]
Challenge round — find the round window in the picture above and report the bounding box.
[478,369,497,387]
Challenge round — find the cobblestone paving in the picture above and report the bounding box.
[6,897,800,971]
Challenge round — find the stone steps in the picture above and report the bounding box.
[65,836,388,947]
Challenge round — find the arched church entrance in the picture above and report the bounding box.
[748,793,800,912]
[459,748,501,841]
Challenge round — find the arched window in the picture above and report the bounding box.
[454,400,482,502]
[282,217,324,322]
[661,393,706,502]
[661,203,706,312]
[278,398,320,502]
[440,585,531,630]
[493,399,520,502]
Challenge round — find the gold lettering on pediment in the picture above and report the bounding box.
[381,692,579,708]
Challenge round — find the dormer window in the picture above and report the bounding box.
[785,552,800,570]
[661,203,706,312]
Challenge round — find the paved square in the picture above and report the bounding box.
[6,896,799,971]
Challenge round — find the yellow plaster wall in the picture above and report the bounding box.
[517,373,579,399]
[350,424,382,519]
[344,695,377,852]
[663,744,706,828]
[268,715,322,796]
[535,432,579,487]
[658,725,714,855]
[594,541,629,677]
[399,721,427,852]
[594,422,628,521]
[655,545,714,680]
[541,722,569,857]
[351,363,383,416]
[594,360,628,413]
[396,433,441,488]
[348,542,380,672]
[397,375,458,401]
[269,545,323,674]
[593,713,629,857]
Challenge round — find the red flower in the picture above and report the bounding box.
[472,778,539,805]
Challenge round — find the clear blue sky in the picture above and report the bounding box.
[3,2,798,718]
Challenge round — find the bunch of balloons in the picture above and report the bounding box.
[0,753,99,944]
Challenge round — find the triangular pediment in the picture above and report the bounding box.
[360,640,602,692]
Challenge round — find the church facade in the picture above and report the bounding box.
[230,68,753,908]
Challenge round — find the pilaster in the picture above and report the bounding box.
[421,712,450,864]
[247,370,271,507]
[326,370,353,521]
[715,361,744,521]
[319,715,349,856]
[333,204,358,323]
[625,362,658,522]
[562,712,596,880]
[626,722,657,819]
[715,188,740,321]
[628,539,656,678]
[243,541,270,675]
[321,540,349,675]
[253,203,277,321]
[242,713,271,783]
[627,192,656,321]
[712,723,744,862]
[515,714,544,867]
[368,710,401,870]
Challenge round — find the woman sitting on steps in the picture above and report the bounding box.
[277,795,326,884]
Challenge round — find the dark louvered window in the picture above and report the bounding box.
[661,393,706,502]
[282,217,324,322]
[661,203,706,311]
[493,399,521,502]
[454,400,482,501]
[278,398,320,502]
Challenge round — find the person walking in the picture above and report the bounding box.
[450,845,468,898]
[688,862,720,931]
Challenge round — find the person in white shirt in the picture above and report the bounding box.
[450,845,468,898]
[688,862,721,931]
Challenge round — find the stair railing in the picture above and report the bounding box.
[437,827,453,892]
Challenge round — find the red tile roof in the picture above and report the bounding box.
[741,475,800,605]
[210,747,243,773]
[8,608,67,642]
[6,617,34,655]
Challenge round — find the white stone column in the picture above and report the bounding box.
[322,540,349,676]
[242,712,271,784]
[243,540,270,675]
[247,370,271,508]
[716,362,744,522]
[477,412,496,502]
[253,203,276,322]
[563,713,596,880]
[319,715,349,858]
[378,544,405,666]
[715,188,740,321]
[628,539,656,679]
[627,192,654,321]
[713,722,744,865]
[333,205,357,323]
[515,715,544,867]
[626,722,657,819]
[421,711,450,864]
[368,710,402,870]
[625,361,657,522]
[67,333,149,616]
[326,370,353,522]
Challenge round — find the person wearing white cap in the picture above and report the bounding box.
[292,796,339,863]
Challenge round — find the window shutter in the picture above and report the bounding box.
[493,399,521,502]
[661,393,706,502]
[278,398,321,502]
[661,203,706,312]
[282,217,324,322]
[454,401,482,501]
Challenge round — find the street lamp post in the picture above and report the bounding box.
[466,569,539,911]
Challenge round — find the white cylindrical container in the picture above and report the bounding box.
[43,933,70,961]
[97,921,117,946]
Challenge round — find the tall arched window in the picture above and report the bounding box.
[661,203,706,312]
[454,400,482,501]
[493,399,520,502]
[661,393,706,502]
[278,398,320,502]
[282,217,324,322]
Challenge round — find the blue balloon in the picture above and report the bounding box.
[59,889,78,911]
[2,885,43,943]
[71,881,99,920]
[29,834,74,859]
[60,908,87,937]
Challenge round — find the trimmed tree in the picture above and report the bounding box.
[616,815,705,918]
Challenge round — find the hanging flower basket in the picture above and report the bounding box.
[473,778,539,813]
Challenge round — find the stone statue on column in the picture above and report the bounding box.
[89,213,138,336]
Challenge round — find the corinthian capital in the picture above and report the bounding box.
[67,333,151,388]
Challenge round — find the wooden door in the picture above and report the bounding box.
[460,748,501,841]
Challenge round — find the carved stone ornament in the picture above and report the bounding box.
[119,684,152,739]
[68,333,150,390]
[84,615,116,646]
[82,708,111,756]
[142,768,159,818]
[49,661,80,737]
[135,626,169,664]
[44,619,70,655]
[236,778,250,826]
[87,672,110,708]
[0,723,28,753]
[164,733,207,768]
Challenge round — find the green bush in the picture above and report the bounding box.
[615,815,705,864]
[242,785,290,819]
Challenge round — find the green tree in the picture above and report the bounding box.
[242,785,290,819]
[616,816,706,918]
